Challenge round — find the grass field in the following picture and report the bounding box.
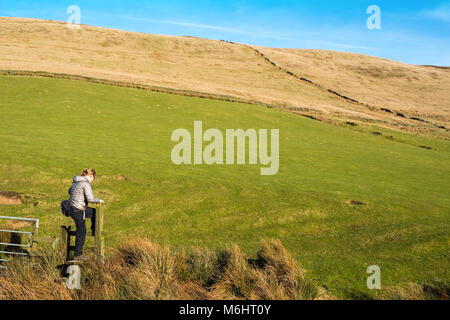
[0,75,449,299]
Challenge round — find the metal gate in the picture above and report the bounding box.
[0,216,39,268]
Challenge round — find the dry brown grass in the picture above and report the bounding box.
[0,191,22,205]
[254,47,450,128]
[374,282,449,300]
[210,240,324,300]
[0,238,328,300]
[1,17,448,138]
[374,283,427,300]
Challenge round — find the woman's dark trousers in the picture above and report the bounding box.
[70,207,96,257]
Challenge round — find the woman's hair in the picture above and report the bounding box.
[82,168,97,178]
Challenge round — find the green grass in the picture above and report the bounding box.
[0,75,449,299]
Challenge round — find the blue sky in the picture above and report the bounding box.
[1,0,449,65]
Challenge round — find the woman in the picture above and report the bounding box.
[68,168,104,261]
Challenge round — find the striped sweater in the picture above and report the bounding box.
[68,175,101,211]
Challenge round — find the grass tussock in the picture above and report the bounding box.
[375,282,449,300]
[0,239,327,300]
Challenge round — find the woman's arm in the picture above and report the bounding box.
[83,182,101,204]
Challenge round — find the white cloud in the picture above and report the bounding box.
[420,3,450,23]
[119,15,291,41]
[123,16,247,34]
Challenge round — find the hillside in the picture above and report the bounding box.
[254,47,450,126]
[1,17,448,138]
[1,76,449,298]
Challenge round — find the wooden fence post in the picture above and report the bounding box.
[95,203,105,258]
[61,226,68,258]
